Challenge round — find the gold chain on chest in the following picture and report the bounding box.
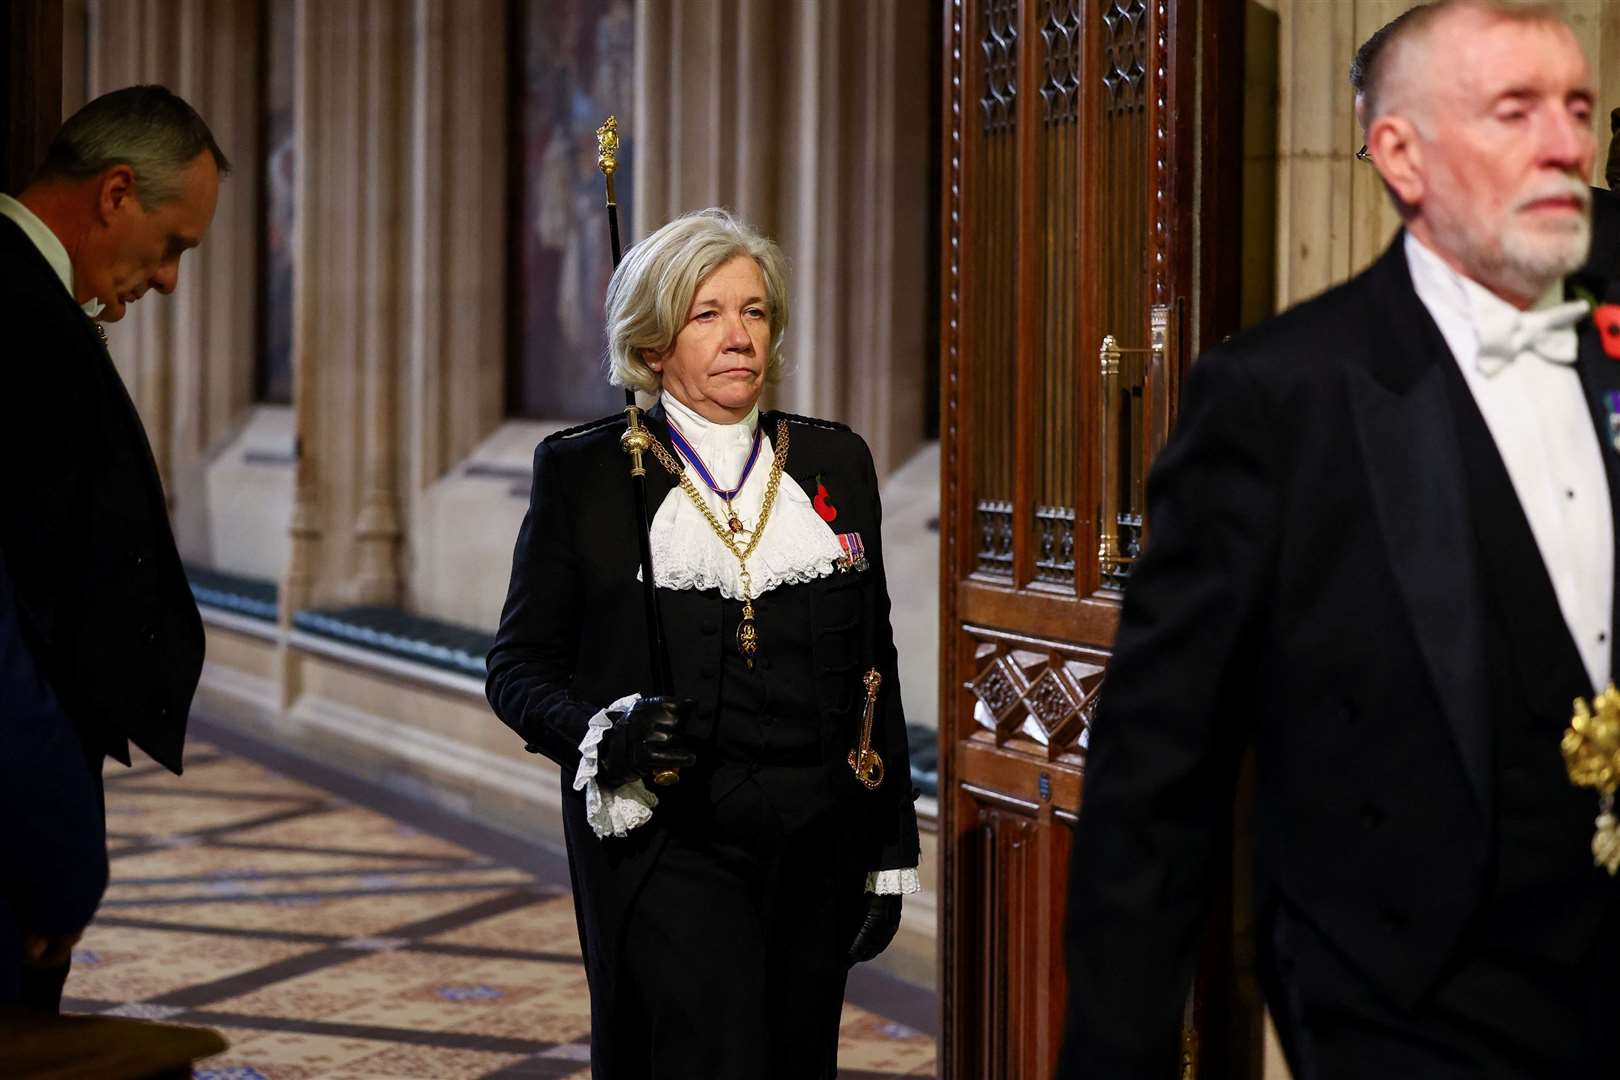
[647,417,790,667]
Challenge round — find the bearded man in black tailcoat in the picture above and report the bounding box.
[1061,1,1620,1075]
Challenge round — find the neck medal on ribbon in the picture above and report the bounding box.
[667,419,765,535]
[1562,683,1620,874]
[649,418,789,668]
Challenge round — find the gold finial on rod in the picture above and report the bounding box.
[596,115,620,206]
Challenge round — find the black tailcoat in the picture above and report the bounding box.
[486,404,920,1077]
[0,216,202,773]
[1060,235,1620,1077]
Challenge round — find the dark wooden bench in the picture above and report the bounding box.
[0,1007,227,1079]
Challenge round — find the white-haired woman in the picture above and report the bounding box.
[487,208,920,1079]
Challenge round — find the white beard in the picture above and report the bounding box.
[1499,212,1590,295]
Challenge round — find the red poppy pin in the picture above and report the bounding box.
[1595,304,1620,360]
[812,475,838,523]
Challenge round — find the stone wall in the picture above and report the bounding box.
[1267,0,1620,312]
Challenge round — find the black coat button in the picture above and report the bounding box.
[1358,803,1384,831]
[133,553,146,567]
[144,629,158,645]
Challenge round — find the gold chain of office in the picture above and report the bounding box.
[646,418,790,667]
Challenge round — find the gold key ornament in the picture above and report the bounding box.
[848,668,885,790]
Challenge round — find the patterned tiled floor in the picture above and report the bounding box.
[62,729,938,1078]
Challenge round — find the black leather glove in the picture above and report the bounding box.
[847,893,902,965]
[596,696,697,788]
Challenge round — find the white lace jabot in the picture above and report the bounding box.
[648,392,845,599]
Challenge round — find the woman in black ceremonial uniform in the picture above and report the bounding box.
[486,207,920,1080]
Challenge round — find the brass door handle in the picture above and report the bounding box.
[1097,304,1172,582]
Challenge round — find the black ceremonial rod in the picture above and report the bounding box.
[596,117,678,737]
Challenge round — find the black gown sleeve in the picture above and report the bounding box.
[486,439,600,778]
[856,438,921,873]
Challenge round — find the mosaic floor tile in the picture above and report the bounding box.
[195,1028,399,1077]
[67,925,316,1001]
[439,966,593,1045]
[425,896,584,958]
[105,793,313,840]
[109,842,478,881]
[124,886,524,938]
[320,1043,529,1079]
[231,808,473,859]
[836,1004,941,1075]
[64,728,936,1078]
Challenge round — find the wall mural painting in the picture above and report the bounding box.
[512,0,636,420]
[258,0,295,405]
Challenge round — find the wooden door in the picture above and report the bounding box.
[937,0,1245,1075]
[2,1,63,195]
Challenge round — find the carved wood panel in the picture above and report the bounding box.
[950,792,1073,1080]
[969,0,1019,579]
[939,0,1247,1076]
[964,625,1105,770]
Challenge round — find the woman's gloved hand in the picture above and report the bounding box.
[597,696,697,788]
[847,894,902,965]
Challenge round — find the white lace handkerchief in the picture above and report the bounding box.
[574,692,658,839]
[866,868,922,895]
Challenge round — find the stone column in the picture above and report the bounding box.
[633,0,931,476]
[289,0,507,612]
[87,0,262,530]
[402,1,507,492]
[283,0,326,618]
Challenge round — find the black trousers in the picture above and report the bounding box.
[14,747,104,1013]
[620,765,868,1080]
[1269,901,1620,1079]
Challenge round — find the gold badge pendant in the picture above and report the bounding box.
[1562,684,1620,875]
[736,599,760,669]
[848,668,885,790]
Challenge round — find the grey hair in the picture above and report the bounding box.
[605,208,789,396]
[1361,0,1569,126]
[31,84,230,208]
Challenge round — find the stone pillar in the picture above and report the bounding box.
[633,0,931,476]
[87,0,261,527]
[402,2,507,497]
[283,0,326,618]
[290,0,507,612]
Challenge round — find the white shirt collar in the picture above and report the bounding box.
[660,391,760,477]
[1403,230,1565,332]
[0,193,104,319]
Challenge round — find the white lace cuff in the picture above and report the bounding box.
[865,867,921,895]
[573,692,659,839]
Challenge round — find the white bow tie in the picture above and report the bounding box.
[1475,299,1588,377]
